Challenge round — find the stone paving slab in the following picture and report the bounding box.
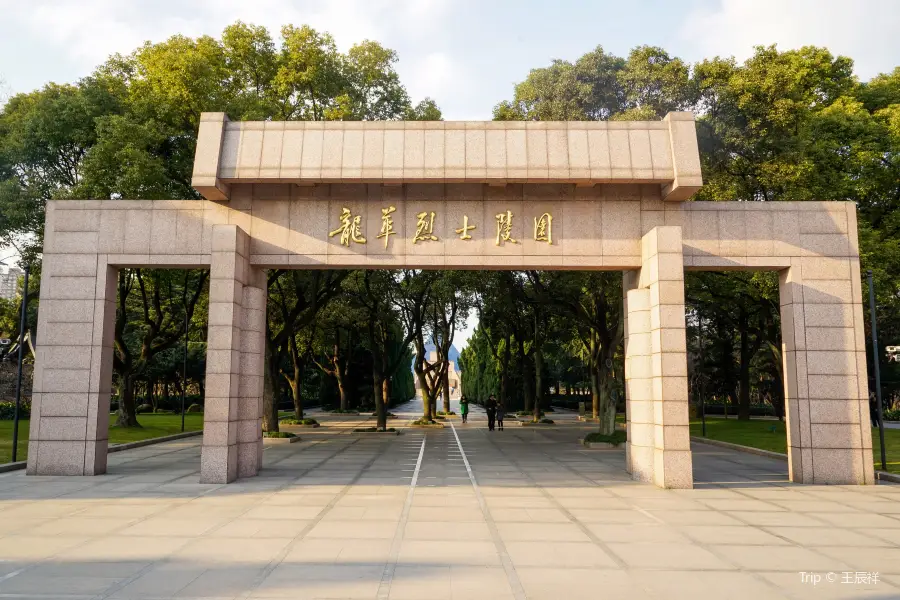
[0,400,898,599]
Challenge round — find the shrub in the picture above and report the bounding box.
[354,427,397,432]
[884,408,900,422]
[109,402,119,413]
[330,409,359,414]
[136,404,153,414]
[540,418,554,424]
[412,418,438,425]
[584,431,627,446]
[264,431,296,438]
[280,418,319,426]
[0,400,30,420]
[517,410,544,417]
[186,404,203,413]
[436,411,456,416]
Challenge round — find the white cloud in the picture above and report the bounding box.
[680,0,900,79]
[401,52,462,106]
[0,0,456,84]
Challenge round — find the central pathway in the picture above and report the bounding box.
[0,401,898,599]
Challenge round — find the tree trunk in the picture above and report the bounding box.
[263,346,279,432]
[738,312,751,420]
[590,369,600,419]
[598,363,616,436]
[533,346,544,422]
[373,369,386,431]
[116,375,141,427]
[499,343,510,408]
[523,355,534,416]
[289,374,302,420]
[336,370,348,411]
[383,377,391,408]
[442,367,451,413]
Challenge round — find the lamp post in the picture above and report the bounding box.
[12,265,30,463]
[699,310,706,437]
[181,277,188,433]
[867,269,887,472]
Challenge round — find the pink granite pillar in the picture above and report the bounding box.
[201,224,265,483]
[27,207,116,475]
[623,226,692,489]
[779,255,874,484]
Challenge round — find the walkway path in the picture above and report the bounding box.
[0,403,898,599]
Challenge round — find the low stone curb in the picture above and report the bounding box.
[580,439,620,449]
[690,436,788,461]
[108,430,203,453]
[408,423,445,429]
[0,460,26,473]
[0,430,204,473]
[353,430,401,435]
[263,435,301,444]
[691,436,900,484]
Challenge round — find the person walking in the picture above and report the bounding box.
[871,391,881,428]
[496,401,505,431]
[460,395,469,424]
[486,395,497,431]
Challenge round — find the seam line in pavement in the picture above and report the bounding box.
[450,422,527,600]
[234,435,394,600]
[478,428,630,571]
[376,434,426,600]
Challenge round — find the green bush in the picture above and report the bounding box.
[330,409,359,415]
[517,410,544,417]
[354,427,397,432]
[884,409,900,422]
[280,418,319,426]
[412,418,438,425]
[540,418,554,424]
[136,404,153,414]
[264,431,296,438]
[436,411,456,416]
[186,403,203,413]
[584,431,627,446]
[0,400,30,420]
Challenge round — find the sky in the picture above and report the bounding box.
[1,0,898,347]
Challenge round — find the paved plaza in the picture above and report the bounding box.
[1,401,898,599]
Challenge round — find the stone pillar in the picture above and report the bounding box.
[238,267,266,477]
[201,224,265,483]
[623,226,692,489]
[27,253,116,476]
[779,257,874,484]
[623,272,652,481]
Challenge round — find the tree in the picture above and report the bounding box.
[113,269,208,427]
[267,270,347,429]
[346,270,416,430]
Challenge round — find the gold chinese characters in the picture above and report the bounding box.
[413,211,438,243]
[534,212,553,245]
[377,206,397,249]
[328,207,366,246]
[328,207,555,246]
[495,210,517,246]
[455,215,475,240]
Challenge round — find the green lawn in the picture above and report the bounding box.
[0,413,204,465]
[690,416,900,474]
